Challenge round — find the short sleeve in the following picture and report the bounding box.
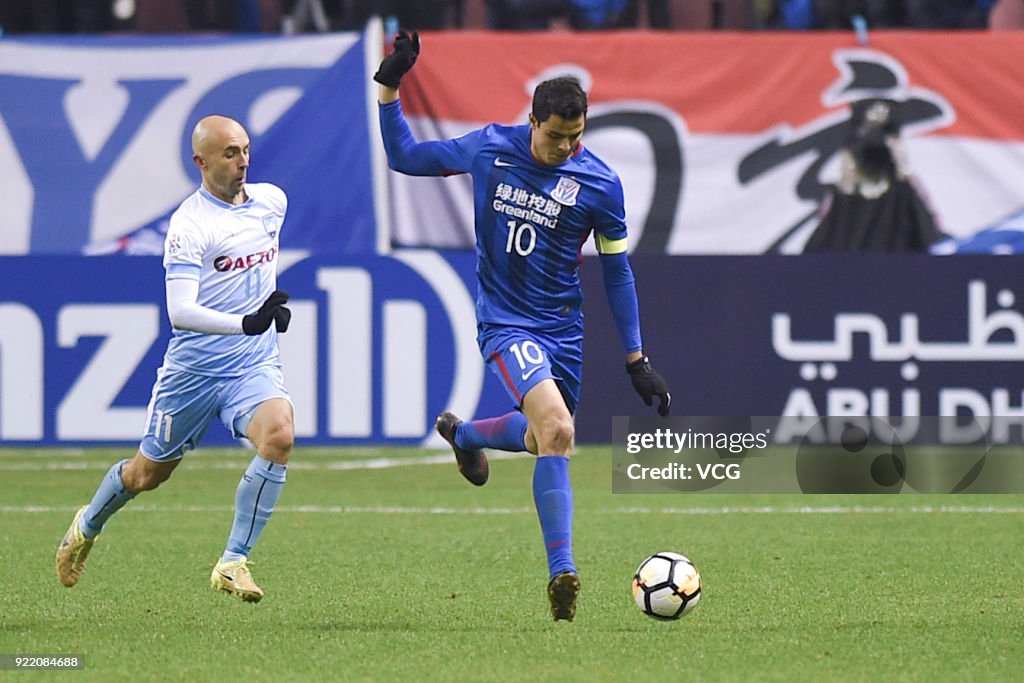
[592,174,629,254]
[263,183,288,218]
[163,213,207,278]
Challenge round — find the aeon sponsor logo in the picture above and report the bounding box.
[214,247,277,272]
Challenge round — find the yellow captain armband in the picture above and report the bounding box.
[594,234,628,255]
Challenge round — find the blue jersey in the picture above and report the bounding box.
[381,101,629,331]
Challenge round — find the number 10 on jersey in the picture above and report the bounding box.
[505,220,537,256]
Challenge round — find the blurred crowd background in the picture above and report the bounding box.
[1,0,1022,34]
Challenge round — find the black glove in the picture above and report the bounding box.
[626,355,672,417]
[242,290,290,335]
[373,29,420,88]
[274,305,291,333]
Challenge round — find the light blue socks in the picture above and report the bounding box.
[80,459,136,539]
[222,455,287,562]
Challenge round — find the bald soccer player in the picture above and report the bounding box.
[55,115,294,603]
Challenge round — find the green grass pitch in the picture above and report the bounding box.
[1,446,1022,682]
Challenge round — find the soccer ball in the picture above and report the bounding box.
[631,552,702,620]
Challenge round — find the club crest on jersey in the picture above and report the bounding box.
[262,213,281,238]
[551,177,580,206]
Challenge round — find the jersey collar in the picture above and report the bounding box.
[199,184,252,209]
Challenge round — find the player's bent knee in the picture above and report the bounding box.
[536,415,574,455]
[248,401,294,464]
[121,456,175,493]
[131,470,171,492]
[259,422,294,464]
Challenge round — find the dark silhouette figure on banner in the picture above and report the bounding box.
[803,98,944,252]
[738,53,950,252]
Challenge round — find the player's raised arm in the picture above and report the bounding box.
[374,29,419,104]
[374,30,479,177]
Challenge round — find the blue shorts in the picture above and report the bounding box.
[478,322,583,414]
[139,364,291,461]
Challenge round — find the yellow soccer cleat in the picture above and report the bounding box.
[55,505,96,587]
[211,557,264,603]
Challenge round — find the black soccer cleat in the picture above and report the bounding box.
[547,572,581,622]
[435,411,489,486]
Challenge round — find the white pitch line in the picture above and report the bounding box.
[0,505,533,514]
[0,451,532,472]
[1,505,1022,515]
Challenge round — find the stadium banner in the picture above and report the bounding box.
[391,31,1024,253]
[0,31,377,256]
[0,252,513,446]
[575,254,1024,442]
[5,253,1024,446]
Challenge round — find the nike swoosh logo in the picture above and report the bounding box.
[494,158,516,167]
[217,570,235,581]
[522,366,542,381]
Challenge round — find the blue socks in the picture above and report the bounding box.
[223,455,287,562]
[456,414,572,577]
[532,455,575,578]
[455,411,528,452]
[80,459,136,539]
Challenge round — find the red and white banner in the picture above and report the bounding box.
[388,31,1024,253]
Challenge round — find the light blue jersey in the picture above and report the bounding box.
[162,183,286,376]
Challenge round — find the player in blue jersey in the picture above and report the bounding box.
[55,115,294,603]
[375,31,671,621]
